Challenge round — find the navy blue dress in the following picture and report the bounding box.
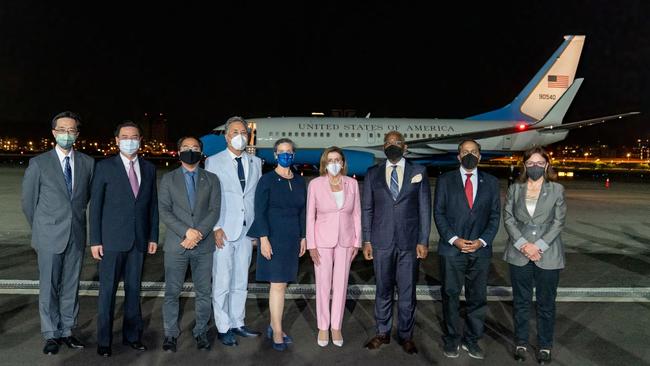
[247,170,306,283]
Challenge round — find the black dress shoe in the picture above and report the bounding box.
[162,337,177,352]
[60,336,85,349]
[231,326,262,338]
[97,346,112,357]
[195,333,210,350]
[123,340,147,351]
[43,339,60,355]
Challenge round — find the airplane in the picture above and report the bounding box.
[201,35,639,176]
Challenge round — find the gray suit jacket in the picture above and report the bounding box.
[502,180,567,270]
[159,166,221,255]
[21,149,95,253]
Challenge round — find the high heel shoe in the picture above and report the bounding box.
[317,330,329,347]
[267,325,293,344]
[331,330,343,347]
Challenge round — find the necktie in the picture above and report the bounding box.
[128,160,139,198]
[390,165,399,201]
[63,156,72,199]
[465,173,474,209]
[187,171,196,211]
[236,156,246,192]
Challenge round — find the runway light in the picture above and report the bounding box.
[311,112,324,116]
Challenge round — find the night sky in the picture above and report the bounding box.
[1,1,647,145]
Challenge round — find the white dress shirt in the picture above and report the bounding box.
[119,153,141,185]
[227,149,249,181]
[449,166,487,247]
[384,157,406,191]
[55,146,74,190]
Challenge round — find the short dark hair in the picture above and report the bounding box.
[114,120,142,137]
[176,136,203,151]
[51,111,81,129]
[273,138,296,153]
[517,146,558,183]
[383,130,405,145]
[458,139,482,153]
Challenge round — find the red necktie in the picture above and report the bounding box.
[465,173,473,209]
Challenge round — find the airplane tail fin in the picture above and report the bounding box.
[468,35,585,122]
[534,78,583,127]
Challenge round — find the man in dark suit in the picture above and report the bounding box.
[434,139,500,360]
[362,131,431,355]
[159,136,221,352]
[21,111,94,355]
[89,121,159,357]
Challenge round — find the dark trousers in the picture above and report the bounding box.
[163,249,213,338]
[509,261,560,349]
[440,254,490,346]
[97,246,144,347]
[36,240,84,339]
[373,245,418,341]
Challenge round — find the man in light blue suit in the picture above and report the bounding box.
[205,116,263,346]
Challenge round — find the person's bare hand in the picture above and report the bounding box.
[309,248,320,266]
[363,243,373,260]
[91,245,103,260]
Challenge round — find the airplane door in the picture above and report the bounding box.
[502,135,514,150]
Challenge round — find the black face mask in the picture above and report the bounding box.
[461,153,479,170]
[179,150,202,165]
[385,145,404,161]
[526,166,545,181]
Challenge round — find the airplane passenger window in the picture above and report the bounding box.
[301,132,305,137]
[345,133,349,138]
[320,132,324,137]
[339,132,342,137]
[357,133,361,138]
[282,132,286,137]
[326,132,330,137]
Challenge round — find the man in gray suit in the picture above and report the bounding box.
[21,111,94,355]
[159,136,221,352]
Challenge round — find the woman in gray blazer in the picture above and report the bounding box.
[503,147,566,365]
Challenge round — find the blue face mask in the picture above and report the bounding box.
[276,152,294,168]
[119,139,140,155]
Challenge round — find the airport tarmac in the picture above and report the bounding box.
[1,166,649,365]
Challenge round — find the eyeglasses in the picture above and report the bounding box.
[53,128,78,134]
[525,161,547,167]
[180,147,201,152]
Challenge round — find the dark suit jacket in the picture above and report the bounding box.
[362,160,431,250]
[89,155,159,252]
[21,149,94,253]
[434,169,500,257]
[158,166,221,255]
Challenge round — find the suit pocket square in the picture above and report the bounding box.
[410,174,422,183]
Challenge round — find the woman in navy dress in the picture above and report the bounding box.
[247,138,306,351]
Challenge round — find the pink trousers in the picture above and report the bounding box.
[314,246,356,330]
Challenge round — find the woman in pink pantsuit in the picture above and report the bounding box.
[306,147,361,347]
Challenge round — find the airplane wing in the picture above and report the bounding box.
[355,111,639,152]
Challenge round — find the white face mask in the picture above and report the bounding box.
[230,134,247,151]
[119,139,140,155]
[326,162,342,176]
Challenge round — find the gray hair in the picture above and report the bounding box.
[224,116,248,134]
[273,138,296,153]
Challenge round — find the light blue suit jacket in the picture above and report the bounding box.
[205,149,262,241]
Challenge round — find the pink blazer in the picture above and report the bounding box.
[306,175,362,249]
